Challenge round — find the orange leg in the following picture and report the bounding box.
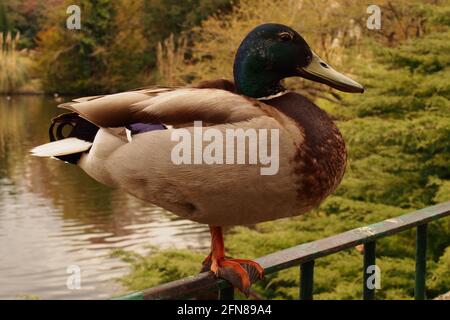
[202,226,264,296]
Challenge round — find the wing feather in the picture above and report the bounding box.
[59,87,266,128]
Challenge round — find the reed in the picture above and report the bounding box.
[0,32,31,94]
[156,34,187,86]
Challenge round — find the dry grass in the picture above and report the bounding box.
[156,34,187,86]
[0,32,33,94]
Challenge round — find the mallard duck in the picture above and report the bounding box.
[32,23,363,295]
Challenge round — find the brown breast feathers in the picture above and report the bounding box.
[264,92,347,205]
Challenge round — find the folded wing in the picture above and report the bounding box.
[59,87,266,128]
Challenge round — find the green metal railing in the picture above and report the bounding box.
[117,201,450,300]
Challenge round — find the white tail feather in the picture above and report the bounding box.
[31,138,93,157]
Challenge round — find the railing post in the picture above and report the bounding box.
[363,241,376,300]
[299,260,315,300]
[219,286,234,300]
[415,223,428,300]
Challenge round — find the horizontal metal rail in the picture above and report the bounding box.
[116,201,450,300]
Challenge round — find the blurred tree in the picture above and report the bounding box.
[0,1,9,34]
[3,0,65,48]
[36,0,231,93]
[142,0,234,44]
[141,0,234,66]
[37,0,147,94]
[101,0,148,91]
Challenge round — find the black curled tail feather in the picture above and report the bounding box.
[49,112,99,164]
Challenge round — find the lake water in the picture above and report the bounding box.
[0,96,210,299]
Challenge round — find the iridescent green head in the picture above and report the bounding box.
[234,23,364,98]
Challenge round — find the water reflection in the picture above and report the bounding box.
[0,96,209,299]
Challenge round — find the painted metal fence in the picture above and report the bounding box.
[117,201,450,300]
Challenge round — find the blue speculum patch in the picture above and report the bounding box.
[127,123,167,135]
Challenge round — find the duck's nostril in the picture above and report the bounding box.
[320,62,329,68]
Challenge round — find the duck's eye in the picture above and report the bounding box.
[279,32,293,41]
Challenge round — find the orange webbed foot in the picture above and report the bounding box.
[204,226,264,296]
[202,255,264,296]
